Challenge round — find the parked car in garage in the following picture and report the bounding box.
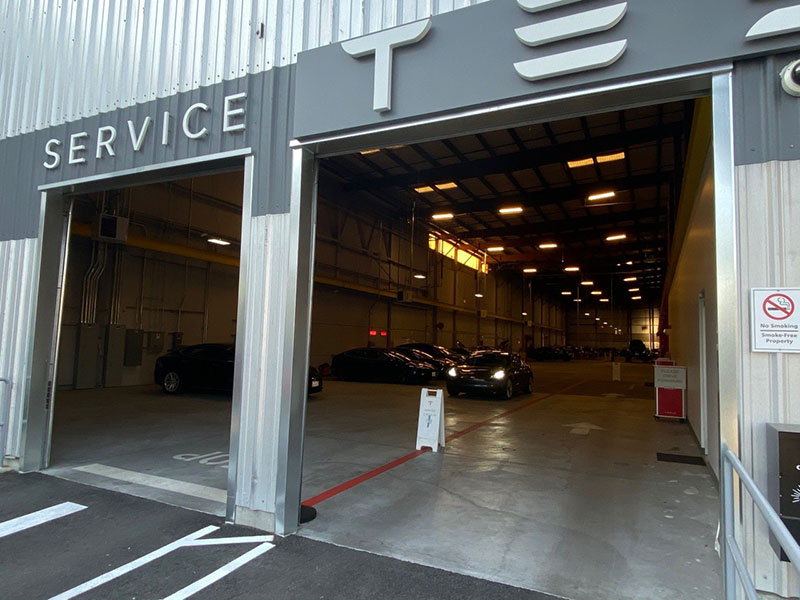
[446,350,533,399]
[155,343,322,395]
[528,346,572,362]
[619,339,655,363]
[394,343,460,377]
[332,347,435,383]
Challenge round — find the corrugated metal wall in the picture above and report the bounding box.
[0,238,41,460]
[0,0,485,140]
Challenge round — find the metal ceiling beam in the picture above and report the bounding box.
[344,123,683,191]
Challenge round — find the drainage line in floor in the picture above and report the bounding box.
[302,380,585,507]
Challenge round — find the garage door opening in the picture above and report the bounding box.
[298,97,722,600]
[46,169,244,516]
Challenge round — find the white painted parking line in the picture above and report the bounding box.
[184,535,273,546]
[73,463,226,503]
[0,502,87,539]
[48,525,220,600]
[161,541,275,600]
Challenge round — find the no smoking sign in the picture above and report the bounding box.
[752,288,800,353]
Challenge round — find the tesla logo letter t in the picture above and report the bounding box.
[342,19,431,113]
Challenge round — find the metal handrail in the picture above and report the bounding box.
[721,444,800,599]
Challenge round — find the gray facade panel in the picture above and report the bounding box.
[734,53,800,166]
[294,0,800,139]
[0,66,295,241]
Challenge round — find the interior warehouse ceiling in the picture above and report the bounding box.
[320,100,694,306]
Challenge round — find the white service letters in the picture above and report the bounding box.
[43,93,247,170]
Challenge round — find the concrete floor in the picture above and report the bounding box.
[46,361,722,600]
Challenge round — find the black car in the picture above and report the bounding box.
[394,343,460,377]
[528,346,572,362]
[446,351,533,399]
[332,347,435,383]
[619,339,655,363]
[154,343,322,395]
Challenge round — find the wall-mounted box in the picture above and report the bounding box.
[766,423,800,561]
[124,329,144,366]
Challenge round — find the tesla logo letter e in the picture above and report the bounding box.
[514,1,628,82]
[342,19,431,113]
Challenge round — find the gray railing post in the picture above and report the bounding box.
[721,444,737,600]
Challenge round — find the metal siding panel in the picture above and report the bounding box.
[0,238,40,460]
[735,160,800,597]
[2,0,488,140]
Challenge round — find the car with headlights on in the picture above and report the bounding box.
[332,347,435,383]
[155,343,322,396]
[446,351,533,399]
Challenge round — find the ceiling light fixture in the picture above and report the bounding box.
[561,291,572,296]
[596,317,600,321]
[588,191,616,202]
[414,274,427,280]
[580,280,594,286]
[498,206,523,215]
[486,246,504,252]
[623,276,637,282]
[207,238,231,246]
[360,148,381,155]
[432,213,454,220]
[596,151,626,163]
[590,290,603,296]
[628,288,640,292]
[567,158,595,168]
[415,185,435,193]
[584,312,590,316]
[523,267,538,273]
[631,296,642,300]
[522,312,528,316]
[564,266,580,272]
[538,242,558,249]
[626,260,633,265]
[600,298,610,303]
[475,293,484,298]
[435,182,458,190]
[574,299,582,303]
[605,233,627,241]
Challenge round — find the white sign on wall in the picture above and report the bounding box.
[751,288,800,353]
[416,388,446,452]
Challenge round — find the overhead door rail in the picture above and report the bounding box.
[721,444,800,599]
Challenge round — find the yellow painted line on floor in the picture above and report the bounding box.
[73,464,226,503]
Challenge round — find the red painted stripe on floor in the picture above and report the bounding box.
[302,380,584,506]
[303,449,429,506]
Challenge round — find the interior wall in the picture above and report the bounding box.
[57,175,242,389]
[309,198,566,367]
[667,147,719,476]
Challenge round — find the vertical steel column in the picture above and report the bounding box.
[274,147,318,535]
[21,192,73,471]
[712,69,740,600]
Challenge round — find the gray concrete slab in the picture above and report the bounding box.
[299,361,722,600]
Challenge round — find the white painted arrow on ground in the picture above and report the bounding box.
[563,422,604,435]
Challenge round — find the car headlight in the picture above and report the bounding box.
[447,367,457,377]
[493,369,506,380]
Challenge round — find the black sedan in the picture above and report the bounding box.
[393,344,459,378]
[154,343,322,395]
[446,351,533,399]
[332,347,435,383]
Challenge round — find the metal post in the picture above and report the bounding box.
[721,446,736,600]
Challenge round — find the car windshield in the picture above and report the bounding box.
[466,354,509,367]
